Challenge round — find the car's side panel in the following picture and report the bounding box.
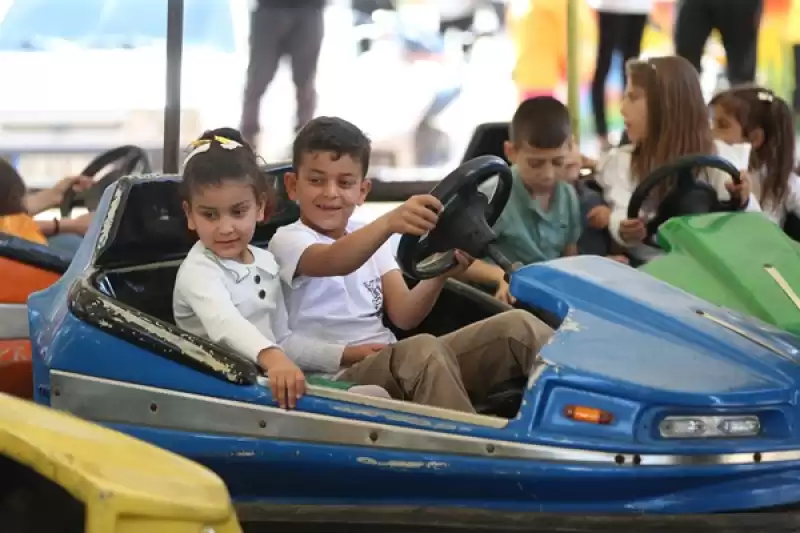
[642,213,800,335]
[0,302,33,398]
[45,371,800,514]
[0,257,60,304]
[0,340,32,398]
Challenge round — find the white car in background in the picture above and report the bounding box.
[0,0,250,188]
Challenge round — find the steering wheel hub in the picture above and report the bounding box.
[397,155,512,280]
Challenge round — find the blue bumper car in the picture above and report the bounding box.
[25,158,800,531]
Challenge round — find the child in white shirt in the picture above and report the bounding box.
[599,55,760,248]
[268,116,554,414]
[710,87,800,226]
[172,128,388,409]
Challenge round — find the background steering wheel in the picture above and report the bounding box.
[626,154,743,244]
[60,145,152,218]
[397,155,512,280]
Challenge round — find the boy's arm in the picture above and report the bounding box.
[458,259,505,288]
[382,270,447,331]
[292,216,394,278]
[268,195,442,279]
[271,281,346,374]
[370,241,443,331]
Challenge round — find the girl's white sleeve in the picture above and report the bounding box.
[599,147,635,247]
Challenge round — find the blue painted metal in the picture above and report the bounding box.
[26,183,800,514]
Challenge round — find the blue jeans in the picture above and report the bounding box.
[47,233,83,259]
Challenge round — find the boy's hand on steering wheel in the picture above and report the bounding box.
[385,194,443,236]
[619,218,646,243]
[441,250,474,279]
[725,171,751,207]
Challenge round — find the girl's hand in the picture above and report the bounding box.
[258,347,306,409]
[619,218,646,243]
[725,171,751,207]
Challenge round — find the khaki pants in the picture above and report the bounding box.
[337,310,553,413]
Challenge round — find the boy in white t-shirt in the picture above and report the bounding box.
[268,117,554,414]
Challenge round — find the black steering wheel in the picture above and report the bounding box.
[627,154,743,244]
[397,155,513,280]
[60,145,152,218]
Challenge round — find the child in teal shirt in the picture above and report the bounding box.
[461,97,583,303]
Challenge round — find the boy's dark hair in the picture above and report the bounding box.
[181,127,272,209]
[509,97,572,149]
[292,116,371,176]
[0,158,28,217]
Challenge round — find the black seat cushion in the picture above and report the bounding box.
[784,212,800,243]
[94,163,299,269]
[462,122,510,163]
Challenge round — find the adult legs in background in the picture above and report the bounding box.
[287,6,325,131]
[591,12,620,151]
[240,7,292,146]
[674,0,714,76]
[619,14,647,66]
[713,0,763,84]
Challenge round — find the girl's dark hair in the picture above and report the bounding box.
[0,158,28,217]
[710,86,795,210]
[181,127,272,211]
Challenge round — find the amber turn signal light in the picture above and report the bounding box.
[564,405,614,425]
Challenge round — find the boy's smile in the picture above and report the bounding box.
[286,151,371,238]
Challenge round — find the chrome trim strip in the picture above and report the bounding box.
[51,371,800,467]
[696,310,790,361]
[765,265,800,312]
[255,376,508,429]
[0,303,29,339]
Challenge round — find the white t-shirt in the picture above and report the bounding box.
[173,241,345,374]
[598,140,763,246]
[589,0,652,14]
[268,221,399,347]
[751,168,800,225]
